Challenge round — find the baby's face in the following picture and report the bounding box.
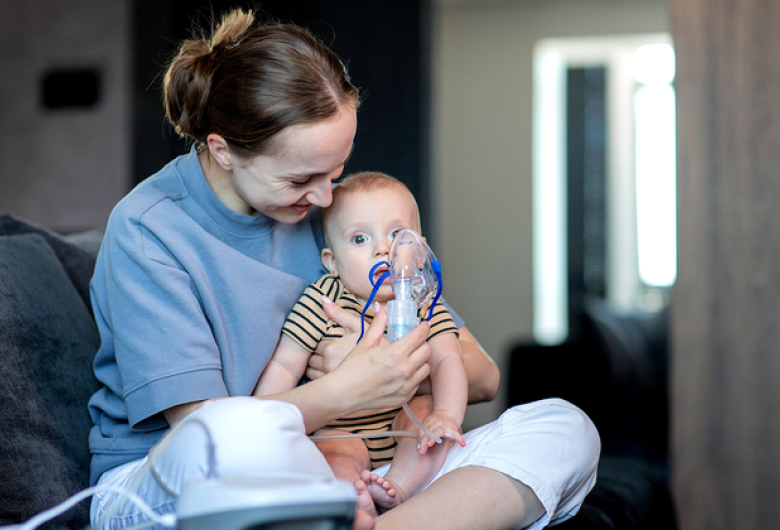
[322,186,420,302]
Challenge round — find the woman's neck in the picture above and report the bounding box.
[198,150,254,216]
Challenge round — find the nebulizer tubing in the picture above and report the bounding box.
[310,229,445,445]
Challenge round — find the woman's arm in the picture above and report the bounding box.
[259,305,432,433]
[165,304,433,434]
[458,327,500,404]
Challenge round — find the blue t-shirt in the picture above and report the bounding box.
[87,147,465,485]
[87,148,330,484]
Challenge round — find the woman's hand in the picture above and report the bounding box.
[307,296,388,380]
[333,303,432,412]
[278,303,433,432]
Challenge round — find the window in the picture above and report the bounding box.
[533,35,676,345]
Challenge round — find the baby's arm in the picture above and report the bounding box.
[419,332,468,452]
[254,335,312,396]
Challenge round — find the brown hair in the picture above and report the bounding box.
[323,171,421,245]
[163,8,360,158]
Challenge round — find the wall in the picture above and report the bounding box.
[0,0,131,232]
[432,0,669,427]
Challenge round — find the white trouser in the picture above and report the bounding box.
[91,397,599,530]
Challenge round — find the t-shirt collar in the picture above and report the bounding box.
[178,145,276,236]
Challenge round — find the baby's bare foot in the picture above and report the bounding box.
[353,478,378,518]
[353,506,375,530]
[361,470,405,513]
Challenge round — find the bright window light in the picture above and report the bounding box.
[532,44,568,345]
[633,44,677,287]
[631,44,676,85]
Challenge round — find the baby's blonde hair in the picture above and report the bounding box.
[323,171,421,246]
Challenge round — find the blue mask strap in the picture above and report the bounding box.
[426,260,443,321]
[358,261,390,342]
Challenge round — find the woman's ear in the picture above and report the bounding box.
[321,248,339,277]
[206,134,234,170]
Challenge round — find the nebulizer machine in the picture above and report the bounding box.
[6,230,445,530]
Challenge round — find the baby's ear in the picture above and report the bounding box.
[321,248,339,277]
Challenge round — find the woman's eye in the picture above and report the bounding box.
[351,235,368,245]
[290,178,312,188]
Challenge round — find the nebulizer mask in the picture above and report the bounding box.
[356,228,443,343]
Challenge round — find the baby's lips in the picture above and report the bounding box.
[372,265,390,282]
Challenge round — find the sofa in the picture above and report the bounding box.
[0,214,103,529]
[506,295,678,529]
[0,213,676,529]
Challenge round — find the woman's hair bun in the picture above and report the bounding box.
[160,7,359,157]
[162,9,254,141]
[210,9,254,51]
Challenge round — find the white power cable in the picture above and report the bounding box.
[0,484,175,530]
[5,417,218,530]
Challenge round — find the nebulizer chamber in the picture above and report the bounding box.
[386,228,440,344]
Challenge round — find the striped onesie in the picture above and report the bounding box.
[282,273,459,469]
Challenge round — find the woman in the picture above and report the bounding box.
[87,8,599,530]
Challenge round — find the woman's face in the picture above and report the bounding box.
[212,105,357,224]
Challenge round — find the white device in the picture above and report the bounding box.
[175,473,356,530]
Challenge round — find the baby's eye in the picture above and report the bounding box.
[391,229,402,239]
[351,234,368,245]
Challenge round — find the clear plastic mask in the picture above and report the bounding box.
[387,228,439,308]
[358,228,443,342]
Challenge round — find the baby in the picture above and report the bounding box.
[255,171,468,515]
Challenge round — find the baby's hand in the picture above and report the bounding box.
[418,410,466,454]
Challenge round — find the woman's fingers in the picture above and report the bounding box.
[358,302,387,346]
[308,296,367,378]
[305,356,326,381]
[401,321,432,372]
[323,295,364,334]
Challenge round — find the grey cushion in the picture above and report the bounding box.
[0,214,103,315]
[0,233,100,529]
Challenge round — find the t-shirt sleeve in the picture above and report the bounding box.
[99,219,228,430]
[424,300,460,340]
[282,281,332,352]
[440,298,464,328]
